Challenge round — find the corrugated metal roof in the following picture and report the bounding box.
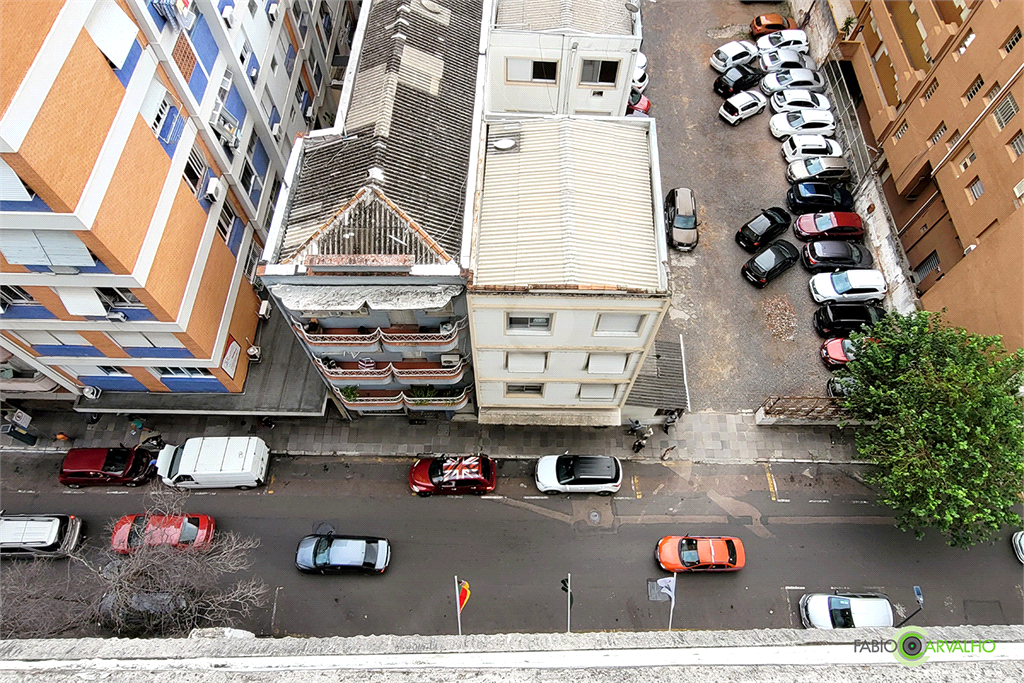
[474,118,661,291]
[494,0,633,35]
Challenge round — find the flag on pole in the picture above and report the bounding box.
[458,580,471,612]
[656,576,676,600]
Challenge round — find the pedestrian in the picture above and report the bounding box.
[627,419,643,436]
[129,416,145,435]
[663,410,679,434]
[258,416,276,430]
[55,432,71,441]
[632,437,647,454]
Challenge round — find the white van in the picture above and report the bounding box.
[157,437,269,489]
[0,514,83,558]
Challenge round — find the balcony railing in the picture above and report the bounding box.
[295,318,467,352]
[316,359,467,385]
[333,387,472,412]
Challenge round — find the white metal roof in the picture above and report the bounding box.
[474,118,662,291]
[494,0,633,35]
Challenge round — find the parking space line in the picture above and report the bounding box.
[16,490,37,494]
[763,463,778,502]
[679,333,692,411]
[808,499,829,503]
[522,496,549,500]
[480,495,503,499]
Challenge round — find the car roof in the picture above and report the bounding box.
[720,41,749,54]
[570,455,617,478]
[848,596,894,626]
[844,269,886,285]
[810,241,855,257]
[62,448,116,472]
[672,187,696,214]
[789,134,828,147]
[779,89,814,101]
[775,29,807,41]
[788,109,833,122]
[730,91,761,104]
[783,68,818,80]
[439,456,487,482]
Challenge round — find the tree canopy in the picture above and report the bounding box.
[838,310,1023,548]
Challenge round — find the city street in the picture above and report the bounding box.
[3,452,1021,636]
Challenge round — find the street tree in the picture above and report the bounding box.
[837,309,1023,548]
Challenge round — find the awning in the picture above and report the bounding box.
[85,0,138,70]
[55,288,107,316]
[270,284,463,315]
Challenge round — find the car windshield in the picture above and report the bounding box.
[805,158,824,174]
[725,540,738,565]
[102,448,131,473]
[629,90,641,105]
[723,101,740,116]
[746,215,771,235]
[313,537,331,567]
[777,73,793,86]
[832,188,846,202]
[724,68,742,83]
[678,538,700,567]
[127,517,148,548]
[769,33,785,46]
[830,271,853,293]
[714,49,727,61]
[753,248,782,271]
[788,113,806,127]
[427,459,444,484]
[841,339,858,360]
[814,214,835,230]
[556,456,575,485]
[178,517,201,545]
[828,596,855,628]
[362,542,378,568]
[673,214,696,229]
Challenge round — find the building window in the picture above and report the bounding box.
[964,76,984,102]
[150,96,172,134]
[97,366,132,376]
[217,201,236,241]
[929,122,947,146]
[946,130,961,149]
[956,30,975,56]
[894,121,908,141]
[507,352,547,373]
[97,287,144,308]
[984,83,1002,103]
[923,80,938,101]
[1004,27,1022,53]
[156,367,214,378]
[959,151,976,172]
[506,58,557,83]
[507,314,552,332]
[247,0,257,15]
[1010,131,1024,158]
[579,384,616,401]
[295,80,308,105]
[595,313,644,335]
[183,145,209,196]
[587,353,628,374]
[505,384,543,396]
[244,238,263,282]
[239,38,252,68]
[914,250,940,281]
[993,94,1019,130]
[1,285,35,306]
[967,176,984,201]
[580,60,619,86]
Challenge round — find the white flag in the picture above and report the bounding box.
[657,576,676,600]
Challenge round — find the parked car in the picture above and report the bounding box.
[665,187,700,251]
[735,207,791,252]
[408,455,497,496]
[750,13,797,37]
[760,69,826,95]
[799,592,894,629]
[656,535,746,572]
[59,447,155,488]
[741,240,800,288]
[757,48,814,73]
[782,135,844,163]
[719,90,768,125]
[809,269,888,304]
[98,591,187,634]
[714,65,762,98]
[110,514,215,554]
[820,337,872,370]
[770,110,836,139]
[793,211,864,241]
[826,376,859,398]
[295,534,391,574]
[787,183,855,213]
[1013,531,1024,563]
[632,52,649,93]
[710,40,758,72]
[535,454,622,495]
[800,240,873,273]
[787,156,850,183]
[626,88,651,115]
[0,514,83,558]
[813,303,887,337]
[756,29,809,55]
[770,89,831,114]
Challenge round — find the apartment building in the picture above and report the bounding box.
[0,0,350,408]
[834,0,1023,350]
[261,0,484,419]
[487,0,643,116]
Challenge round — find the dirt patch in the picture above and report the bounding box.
[762,295,797,341]
[706,24,751,40]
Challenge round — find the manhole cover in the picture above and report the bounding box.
[588,509,602,524]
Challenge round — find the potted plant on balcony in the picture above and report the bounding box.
[408,386,437,405]
[340,386,359,401]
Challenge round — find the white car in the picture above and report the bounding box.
[771,89,832,114]
[632,52,649,93]
[809,270,888,304]
[769,110,836,139]
[799,593,894,629]
[535,454,622,496]
[710,40,758,72]
[782,135,844,163]
[1013,531,1024,563]
[719,91,768,125]
[758,49,815,73]
[757,29,809,55]
[761,69,826,95]
[787,156,851,183]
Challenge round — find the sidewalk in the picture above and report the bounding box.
[0,410,859,465]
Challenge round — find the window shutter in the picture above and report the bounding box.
[588,354,628,374]
[108,331,152,347]
[55,288,108,316]
[85,0,138,69]
[0,230,48,264]
[596,313,642,333]
[36,232,95,267]
[0,159,32,202]
[507,352,547,373]
[580,384,616,400]
[507,58,532,82]
[145,333,186,348]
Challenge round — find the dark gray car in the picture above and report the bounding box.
[295,535,391,574]
[666,187,700,251]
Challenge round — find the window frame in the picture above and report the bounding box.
[993,94,1019,130]
[97,287,145,308]
[505,383,544,397]
[579,59,619,87]
[1,285,35,306]
[1009,131,1024,159]
[217,200,236,242]
[506,313,553,334]
[578,384,617,401]
[182,145,209,197]
[967,176,984,201]
[963,76,984,102]
[505,58,558,84]
[594,312,645,337]
[506,351,548,374]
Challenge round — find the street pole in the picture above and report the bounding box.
[454,575,462,636]
[566,572,571,634]
[668,573,676,632]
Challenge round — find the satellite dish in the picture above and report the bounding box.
[624,2,640,13]
[493,138,516,150]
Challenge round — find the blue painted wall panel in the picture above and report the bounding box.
[227,216,245,256]
[226,86,247,127]
[115,40,142,87]
[77,260,112,274]
[269,105,280,126]
[160,377,229,392]
[253,139,269,178]
[30,345,105,357]
[248,181,262,207]
[0,194,53,212]
[0,305,56,319]
[81,376,148,392]
[247,55,260,85]
[218,0,235,12]
[147,1,167,30]
[188,67,209,105]
[113,308,157,322]
[158,105,182,158]
[124,347,195,359]
[24,264,50,272]
[191,15,219,73]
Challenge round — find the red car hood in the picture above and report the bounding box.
[408,459,433,491]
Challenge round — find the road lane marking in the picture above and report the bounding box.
[852,500,869,504]
[762,463,778,502]
[479,495,503,499]
[785,586,806,590]
[271,586,283,635]
[808,499,829,503]
[523,496,550,500]
[61,490,85,494]
[16,490,36,494]
[652,483,665,495]
[776,499,790,503]
[106,491,130,495]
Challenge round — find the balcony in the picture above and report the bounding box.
[333,387,472,413]
[295,318,466,354]
[316,359,468,386]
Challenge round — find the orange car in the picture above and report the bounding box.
[751,14,797,37]
[656,535,745,572]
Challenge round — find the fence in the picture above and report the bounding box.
[755,396,849,425]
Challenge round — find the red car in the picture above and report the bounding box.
[656,535,746,572]
[408,455,497,497]
[820,337,875,370]
[793,212,864,241]
[110,514,215,553]
[750,13,797,37]
[58,447,155,488]
[626,88,651,115]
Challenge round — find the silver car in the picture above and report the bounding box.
[782,135,844,163]
[756,29,810,55]
[771,89,832,114]
[769,110,836,139]
[665,187,700,251]
[799,592,894,629]
[1013,531,1024,563]
[535,453,622,496]
[758,49,814,73]
[787,156,851,183]
[761,69,827,95]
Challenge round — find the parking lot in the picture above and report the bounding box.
[643,1,833,412]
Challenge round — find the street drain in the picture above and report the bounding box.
[588,509,602,525]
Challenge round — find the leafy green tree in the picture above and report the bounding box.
[838,310,1023,548]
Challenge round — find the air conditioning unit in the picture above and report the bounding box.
[105,310,129,322]
[250,66,260,80]
[258,300,273,319]
[304,106,314,120]
[246,345,263,362]
[204,177,226,203]
[82,386,103,400]
[963,244,978,255]
[268,3,279,21]
[221,5,236,28]
[271,122,282,137]
[440,354,461,368]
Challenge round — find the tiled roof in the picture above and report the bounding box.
[277,0,482,265]
[494,0,634,35]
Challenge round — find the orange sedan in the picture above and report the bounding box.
[656,535,746,572]
[750,14,797,38]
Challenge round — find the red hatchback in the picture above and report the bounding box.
[793,212,864,241]
[59,447,155,488]
[110,514,215,553]
[409,455,497,497]
[819,337,875,370]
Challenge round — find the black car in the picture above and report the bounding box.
[735,207,791,252]
[813,303,886,338]
[295,534,391,574]
[786,182,855,213]
[714,65,761,97]
[741,240,800,288]
[827,377,859,398]
[800,240,874,273]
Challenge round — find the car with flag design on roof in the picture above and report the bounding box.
[656,535,746,572]
[408,455,497,496]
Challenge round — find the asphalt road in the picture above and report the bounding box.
[3,453,1021,636]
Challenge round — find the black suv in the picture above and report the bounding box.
[714,65,761,98]
[787,182,855,213]
[813,303,886,338]
[735,207,791,252]
[800,240,874,273]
